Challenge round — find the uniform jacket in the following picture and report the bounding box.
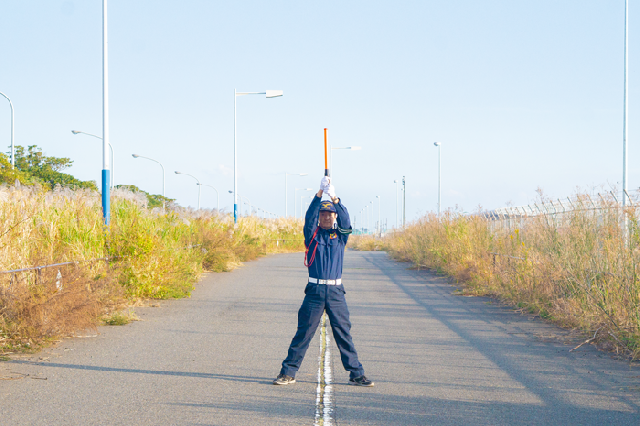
[304,195,352,280]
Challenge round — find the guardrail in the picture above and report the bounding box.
[0,257,113,291]
[0,258,111,275]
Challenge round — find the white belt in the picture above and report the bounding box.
[308,278,342,285]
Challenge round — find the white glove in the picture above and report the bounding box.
[325,184,336,199]
[320,176,331,192]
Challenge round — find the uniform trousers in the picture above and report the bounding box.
[280,283,364,379]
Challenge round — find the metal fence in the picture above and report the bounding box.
[0,257,113,292]
[478,190,638,233]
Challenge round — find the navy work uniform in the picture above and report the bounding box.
[279,195,366,380]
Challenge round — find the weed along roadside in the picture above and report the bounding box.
[350,191,640,361]
[0,184,305,354]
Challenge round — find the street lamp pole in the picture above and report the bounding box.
[295,188,312,218]
[623,0,629,208]
[301,195,313,217]
[175,171,200,209]
[394,180,399,229]
[402,176,406,227]
[286,172,307,217]
[102,0,110,225]
[234,89,283,224]
[132,154,165,211]
[434,142,441,216]
[228,190,240,216]
[241,195,252,215]
[72,130,114,188]
[376,195,381,235]
[0,91,14,168]
[198,184,219,211]
[363,206,367,234]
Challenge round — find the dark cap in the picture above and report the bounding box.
[319,200,337,213]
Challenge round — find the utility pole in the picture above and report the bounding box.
[102,0,111,226]
[623,0,629,208]
[402,176,406,228]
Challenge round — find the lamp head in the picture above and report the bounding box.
[394,179,398,183]
[348,146,362,150]
[434,142,441,147]
[132,154,139,158]
[175,171,182,175]
[266,90,284,98]
[71,130,80,134]
[300,173,308,176]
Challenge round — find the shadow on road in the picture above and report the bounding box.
[10,360,271,384]
[344,252,640,425]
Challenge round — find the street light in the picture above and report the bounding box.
[295,188,313,218]
[394,180,399,229]
[330,146,362,183]
[301,195,312,217]
[228,191,250,216]
[175,171,200,209]
[370,201,374,233]
[241,195,252,215]
[376,195,381,235]
[285,172,307,217]
[365,205,369,234]
[101,0,110,225]
[623,0,629,210]
[234,88,283,224]
[132,154,165,211]
[228,190,239,215]
[402,178,406,227]
[72,130,115,188]
[198,184,219,211]
[0,91,14,167]
[434,142,441,216]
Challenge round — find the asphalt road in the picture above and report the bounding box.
[1,251,639,425]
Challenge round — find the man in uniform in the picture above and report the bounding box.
[273,176,374,387]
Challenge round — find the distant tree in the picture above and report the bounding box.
[10,145,98,191]
[0,152,32,185]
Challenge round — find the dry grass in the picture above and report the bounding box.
[0,262,122,352]
[385,193,640,360]
[348,235,387,251]
[0,184,304,352]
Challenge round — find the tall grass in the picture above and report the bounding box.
[348,235,386,251]
[0,184,304,352]
[382,193,640,359]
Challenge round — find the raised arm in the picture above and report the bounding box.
[323,181,352,241]
[334,200,351,232]
[304,191,323,245]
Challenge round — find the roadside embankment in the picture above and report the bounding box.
[0,185,304,353]
[351,195,640,360]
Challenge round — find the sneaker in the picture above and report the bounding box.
[273,374,296,385]
[348,375,374,387]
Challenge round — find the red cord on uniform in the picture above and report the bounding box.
[304,226,320,267]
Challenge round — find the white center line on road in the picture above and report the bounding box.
[314,312,333,426]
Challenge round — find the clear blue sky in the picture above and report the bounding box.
[0,1,636,227]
